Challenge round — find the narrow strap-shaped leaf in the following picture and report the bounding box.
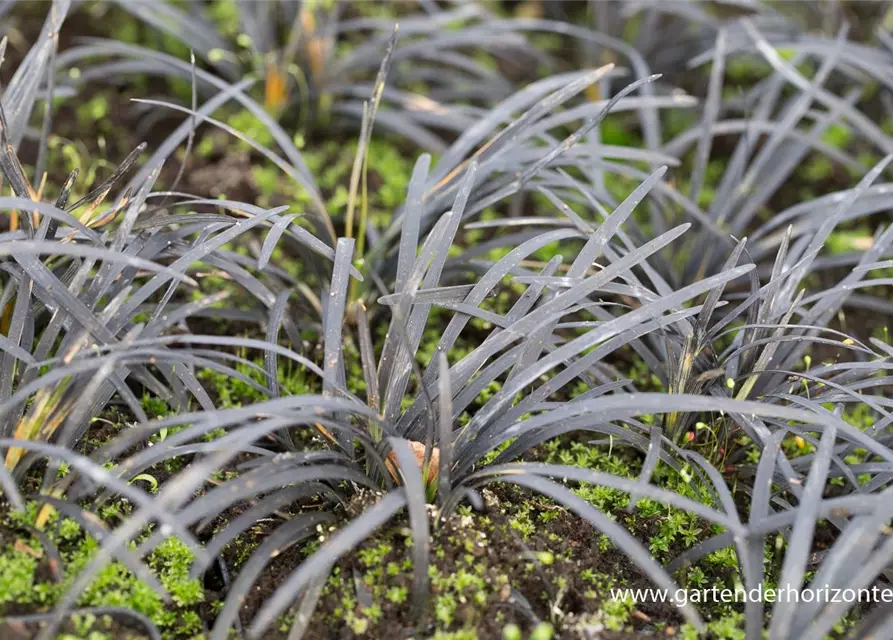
[115,0,236,76]
[36,447,233,640]
[472,263,753,437]
[323,238,354,399]
[689,28,726,207]
[509,167,667,381]
[697,236,747,335]
[626,426,663,512]
[382,162,478,423]
[769,422,837,639]
[194,489,336,578]
[387,438,430,619]
[110,206,286,331]
[2,0,70,149]
[0,274,31,437]
[66,143,147,212]
[483,306,705,448]
[265,291,291,399]
[355,302,380,413]
[436,352,453,507]
[742,20,893,156]
[394,154,432,292]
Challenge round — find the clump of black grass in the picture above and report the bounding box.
[43,65,893,640]
[50,0,754,156]
[4,4,893,640]
[0,2,367,634]
[502,18,893,458]
[55,0,554,150]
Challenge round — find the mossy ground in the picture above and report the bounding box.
[0,407,870,639]
[0,502,204,639]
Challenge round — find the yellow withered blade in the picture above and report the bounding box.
[5,405,65,470]
[586,51,617,104]
[35,501,58,530]
[0,297,12,335]
[4,414,37,470]
[4,383,73,471]
[301,6,325,83]
[514,0,543,19]
[585,84,600,103]
[264,62,288,113]
[35,487,72,530]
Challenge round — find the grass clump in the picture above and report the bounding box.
[3,2,893,640]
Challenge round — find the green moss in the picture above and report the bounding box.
[0,504,204,639]
[206,0,241,36]
[358,541,393,568]
[76,95,110,127]
[0,545,39,605]
[680,611,747,640]
[432,630,478,640]
[502,623,521,640]
[197,354,315,409]
[140,393,172,420]
[386,585,408,603]
[530,622,555,640]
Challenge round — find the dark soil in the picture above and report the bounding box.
[220,485,687,640]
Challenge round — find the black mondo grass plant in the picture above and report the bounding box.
[55,0,560,151]
[43,152,893,639]
[84,0,893,156]
[49,0,763,155]
[0,0,378,630]
[3,2,893,640]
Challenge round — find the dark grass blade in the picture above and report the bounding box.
[323,238,354,449]
[265,291,291,399]
[3,607,160,640]
[387,438,430,619]
[393,154,432,293]
[61,39,320,198]
[436,352,453,507]
[689,28,726,207]
[380,162,478,423]
[626,426,663,512]
[509,166,667,379]
[741,20,893,156]
[109,206,287,329]
[65,143,147,213]
[194,488,337,578]
[34,448,235,640]
[768,422,838,638]
[2,0,69,149]
[130,97,333,241]
[114,0,235,77]
[0,241,196,285]
[355,302,380,412]
[469,263,754,439]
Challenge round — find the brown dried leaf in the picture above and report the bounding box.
[386,440,439,485]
